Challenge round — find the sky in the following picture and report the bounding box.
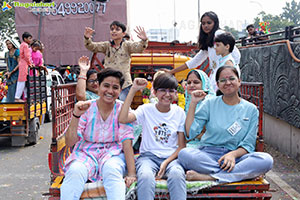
[128,0,294,42]
[0,0,294,58]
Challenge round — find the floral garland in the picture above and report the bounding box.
[141,81,186,109]
[257,21,271,34]
[0,71,8,101]
[142,81,152,104]
[177,84,185,109]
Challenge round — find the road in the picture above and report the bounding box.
[0,122,299,200]
[0,122,51,200]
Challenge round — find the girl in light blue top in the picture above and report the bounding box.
[184,69,215,148]
[178,66,273,183]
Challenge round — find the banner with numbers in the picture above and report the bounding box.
[15,0,127,66]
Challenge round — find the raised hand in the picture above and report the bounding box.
[84,27,95,39]
[73,101,91,117]
[78,56,90,73]
[191,90,207,104]
[132,78,148,91]
[134,26,148,41]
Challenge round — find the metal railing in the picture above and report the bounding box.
[240,82,264,152]
[237,26,300,46]
[26,67,48,118]
[51,83,76,140]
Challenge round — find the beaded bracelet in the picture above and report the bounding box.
[78,75,87,80]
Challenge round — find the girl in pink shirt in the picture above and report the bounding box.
[61,67,136,200]
[31,41,43,67]
[30,40,43,76]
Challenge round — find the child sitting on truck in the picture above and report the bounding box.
[61,68,136,200]
[119,73,187,200]
[84,21,148,101]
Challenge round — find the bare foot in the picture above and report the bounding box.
[186,170,216,181]
[253,174,265,181]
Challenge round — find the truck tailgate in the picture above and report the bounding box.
[0,103,26,121]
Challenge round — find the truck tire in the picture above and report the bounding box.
[27,118,40,145]
[45,104,52,123]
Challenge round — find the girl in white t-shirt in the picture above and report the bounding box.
[119,73,186,200]
[162,11,241,92]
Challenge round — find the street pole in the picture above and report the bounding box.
[91,0,97,60]
[173,0,176,41]
[92,0,96,30]
[198,0,200,30]
[37,13,43,41]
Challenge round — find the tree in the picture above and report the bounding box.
[0,0,17,51]
[252,11,294,33]
[223,26,239,40]
[281,0,300,26]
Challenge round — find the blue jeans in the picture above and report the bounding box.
[60,154,127,200]
[119,85,131,102]
[136,152,186,200]
[178,146,273,183]
[6,80,17,102]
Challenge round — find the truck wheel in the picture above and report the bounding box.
[46,104,52,122]
[27,118,40,145]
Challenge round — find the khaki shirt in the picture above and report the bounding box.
[85,38,148,89]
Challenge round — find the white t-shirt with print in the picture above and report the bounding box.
[132,103,186,158]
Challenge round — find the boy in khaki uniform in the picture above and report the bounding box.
[84,21,148,101]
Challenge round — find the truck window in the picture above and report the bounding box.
[58,75,64,85]
[52,75,58,85]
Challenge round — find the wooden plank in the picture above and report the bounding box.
[57,135,66,152]
[227,178,268,185]
[186,193,272,198]
[80,182,106,198]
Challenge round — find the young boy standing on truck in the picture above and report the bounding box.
[83,21,148,101]
[15,32,33,102]
[213,32,241,91]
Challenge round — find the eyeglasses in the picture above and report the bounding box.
[87,79,98,84]
[218,76,237,84]
[157,88,177,94]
